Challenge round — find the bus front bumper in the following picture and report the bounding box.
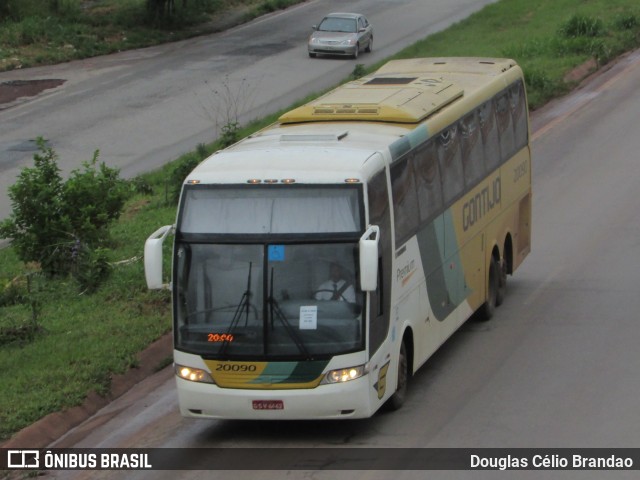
[176,375,376,420]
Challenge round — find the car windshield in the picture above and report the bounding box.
[174,242,365,359]
[318,17,357,33]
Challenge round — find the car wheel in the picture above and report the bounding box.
[308,52,317,58]
[365,36,373,53]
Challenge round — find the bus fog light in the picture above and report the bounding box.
[322,365,366,384]
[175,364,215,384]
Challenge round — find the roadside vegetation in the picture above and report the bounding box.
[1,0,640,442]
[385,0,640,107]
[0,0,307,71]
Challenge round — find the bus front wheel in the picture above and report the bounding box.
[385,340,408,411]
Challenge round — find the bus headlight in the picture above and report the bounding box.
[322,365,367,384]
[175,364,215,384]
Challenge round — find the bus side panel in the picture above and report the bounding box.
[394,235,443,372]
[442,209,476,318]
[495,147,532,272]
[516,192,532,267]
[456,231,485,313]
[448,169,501,311]
[448,146,532,311]
[500,147,532,270]
[414,214,472,359]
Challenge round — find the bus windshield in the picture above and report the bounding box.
[174,242,364,359]
[179,185,362,234]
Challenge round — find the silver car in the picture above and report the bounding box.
[308,13,373,59]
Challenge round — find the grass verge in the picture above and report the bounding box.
[1,0,640,441]
[0,0,307,71]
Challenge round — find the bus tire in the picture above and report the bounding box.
[385,340,408,411]
[496,257,507,306]
[479,256,499,321]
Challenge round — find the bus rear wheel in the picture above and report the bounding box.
[496,257,507,306]
[385,340,408,411]
[479,256,499,321]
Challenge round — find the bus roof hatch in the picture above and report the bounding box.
[279,74,463,124]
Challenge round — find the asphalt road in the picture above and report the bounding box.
[0,0,497,221]
[40,49,640,480]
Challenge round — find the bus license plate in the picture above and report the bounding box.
[252,400,284,410]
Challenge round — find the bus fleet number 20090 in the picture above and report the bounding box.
[215,363,258,372]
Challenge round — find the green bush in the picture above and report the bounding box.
[559,14,605,38]
[73,246,112,294]
[63,151,130,245]
[613,13,638,30]
[253,0,298,15]
[523,68,564,107]
[144,0,215,28]
[0,139,130,287]
[169,153,201,204]
[129,176,154,196]
[219,121,240,148]
[49,0,81,18]
[0,277,26,307]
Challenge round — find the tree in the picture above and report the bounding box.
[63,150,129,246]
[0,139,130,289]
[0,139,70,274]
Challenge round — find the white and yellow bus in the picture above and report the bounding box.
[145,57,531,419]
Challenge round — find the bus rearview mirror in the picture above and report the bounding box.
[144,225,174,290]
[359,225,380,292]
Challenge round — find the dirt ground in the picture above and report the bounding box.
[0,79,66,109]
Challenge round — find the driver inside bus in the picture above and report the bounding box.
[314,263,356,303]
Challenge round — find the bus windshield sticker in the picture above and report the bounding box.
[268,245,285,261]
[299,306,318,330]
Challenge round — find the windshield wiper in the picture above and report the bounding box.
[267,268,310,358]
[220,262,253,355]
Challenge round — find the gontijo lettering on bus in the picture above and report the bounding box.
[462,176,501,232]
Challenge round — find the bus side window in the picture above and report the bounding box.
[390,156,419,244]
[413,140,443,224]
[367,171,390,262]
[496,91,515,161]
[460,111,485,188]
[478,99,501,172]
[367,170,391,355]
[510,80,529,150]
[437,125,464,206]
